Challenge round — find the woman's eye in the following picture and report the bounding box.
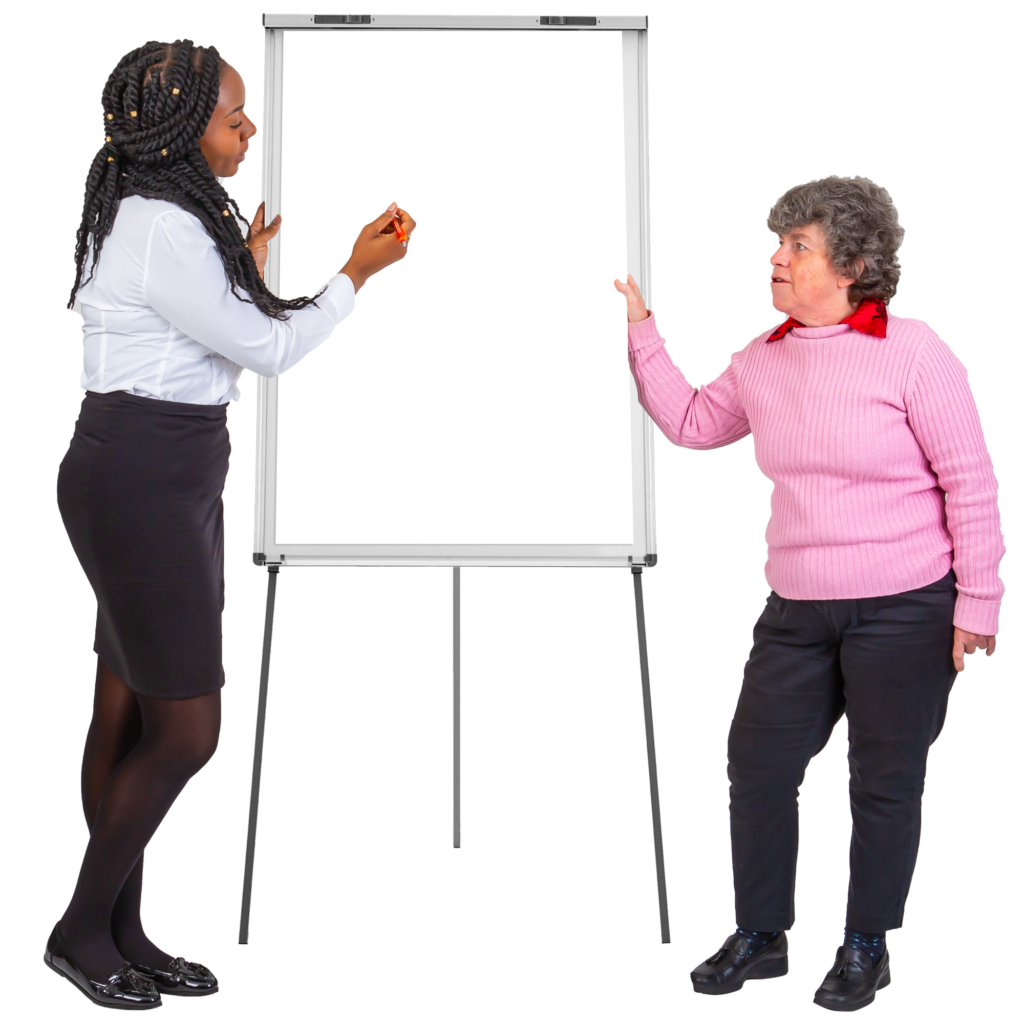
[230,122,242,129]
[795,243,806,250]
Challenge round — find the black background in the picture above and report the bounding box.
[32,14,1007,1015]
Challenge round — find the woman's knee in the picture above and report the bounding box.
[180,697,220,774]
[140,690,221,778]
[197,710,220,765]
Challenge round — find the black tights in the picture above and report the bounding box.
[59,659,220,981]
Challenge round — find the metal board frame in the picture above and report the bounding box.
[253,16,655,573]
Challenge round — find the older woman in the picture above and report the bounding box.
[614,176,1003,1012]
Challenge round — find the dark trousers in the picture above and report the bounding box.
[728,570,958,934]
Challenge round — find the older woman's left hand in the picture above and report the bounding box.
[953,626,996,671]
[245,201,282,281]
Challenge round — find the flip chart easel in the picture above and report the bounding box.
[237,14,671,942]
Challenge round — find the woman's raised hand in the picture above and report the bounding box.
[614,273,649,323]
[246,201,282,281]
[341,202,416,294]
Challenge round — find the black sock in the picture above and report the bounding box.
[735,927,779,952]
[844,927,886,965]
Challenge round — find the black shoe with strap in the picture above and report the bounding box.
[690,931,789,994]
[813,944,890,1011]
[131,956,218,996]
[43,923,162,1010]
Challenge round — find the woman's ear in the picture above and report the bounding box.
[838,257,865,290]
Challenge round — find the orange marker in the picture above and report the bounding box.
[392,215,407,244]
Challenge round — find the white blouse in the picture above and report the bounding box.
[73,195,355,405]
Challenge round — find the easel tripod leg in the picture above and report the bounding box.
[632,565,670,943]
[453,566,461,849]
[239,565,279,944]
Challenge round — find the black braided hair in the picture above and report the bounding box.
[69,40,324,320]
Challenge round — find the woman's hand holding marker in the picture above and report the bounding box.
[341,202,416,294]
[344,202,647,321]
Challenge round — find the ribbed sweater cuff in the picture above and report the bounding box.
[953,594,1000,636]
[622,309,663,350]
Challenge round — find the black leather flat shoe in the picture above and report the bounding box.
[43,923,161,1009]
[132,957,218,996]
[691,931,788,994]
[813,945,890,1011]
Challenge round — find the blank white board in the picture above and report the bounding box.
[255,19,654,565]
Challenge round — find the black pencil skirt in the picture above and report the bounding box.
[57,390,231,700]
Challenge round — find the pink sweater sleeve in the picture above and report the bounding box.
[905,333,1005,634]
[627,312,751,449]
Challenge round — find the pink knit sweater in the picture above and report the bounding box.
[627,312,1004,634]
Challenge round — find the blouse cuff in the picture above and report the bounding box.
[953,593,1000,636]
[627,310,661,352]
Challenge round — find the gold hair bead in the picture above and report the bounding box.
[172,88,180,95]
[161,148,168,156]
[222,209,230,216]
[106,113,114,120]
[105,135,112,142]
[130,110,137,117]
[108,156,115,162]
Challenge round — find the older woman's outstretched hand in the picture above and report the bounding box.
[953,626,996,671]
[614,273,650,323]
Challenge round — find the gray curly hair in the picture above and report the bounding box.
[767,176,905,306]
